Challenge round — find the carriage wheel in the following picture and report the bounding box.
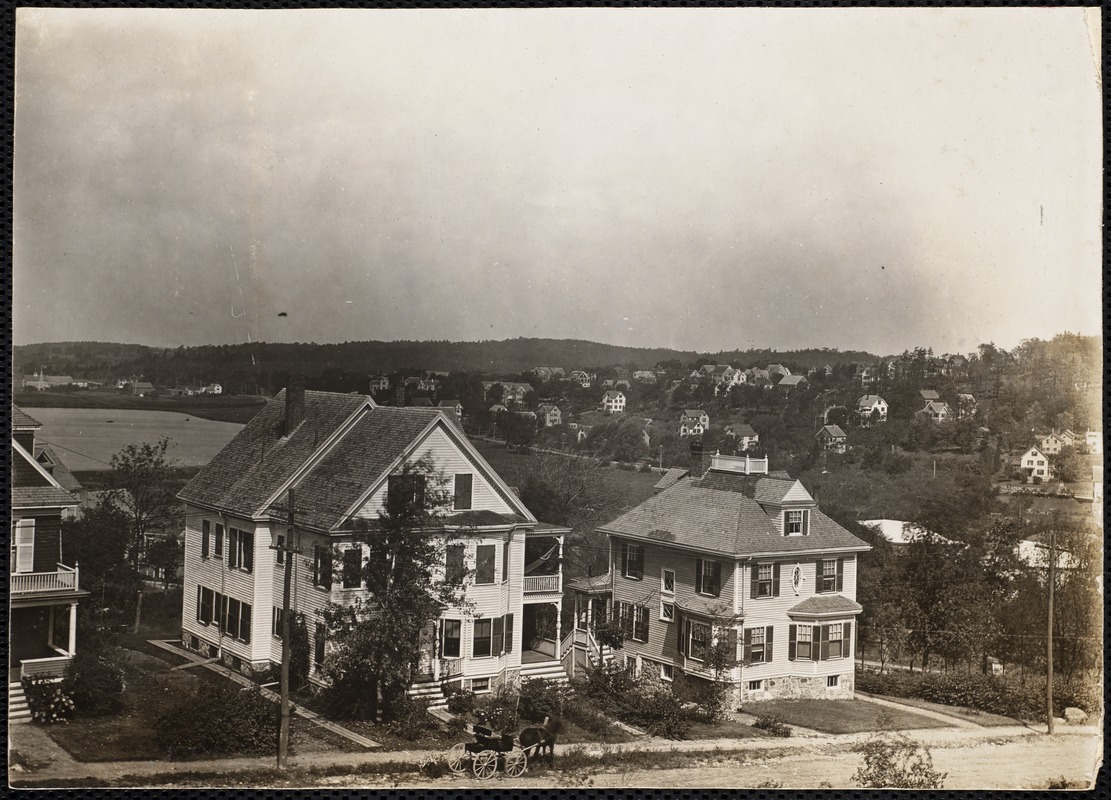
[472,749,499,780]
[445,743,468,774]
[503,748,528,778]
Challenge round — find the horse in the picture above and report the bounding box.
[518,716,558,765]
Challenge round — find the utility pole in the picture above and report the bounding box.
[1046,525,1056,735]
[278,488,296,768]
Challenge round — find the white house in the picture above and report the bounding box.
[856,395,888,425]
[600,391,626,414]
[682,409,710,429]
[1019,446,1052,482]
[1084,430,1102,455]
[916,401,951,424]
[679,420,705,438]
[178,384,570,702]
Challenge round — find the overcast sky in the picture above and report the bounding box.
[13,8,1102,356]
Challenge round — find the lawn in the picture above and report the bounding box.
[42,647,355,762]
[686,716,774,740]
[862,693,1023,727]
[742,699,949,734]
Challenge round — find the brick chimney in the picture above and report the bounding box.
[285,375,306,434]
[689,440,713,478]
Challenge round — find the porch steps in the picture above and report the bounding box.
[9,682,31,724]
[407,681,448,710]
[519,660,570,685]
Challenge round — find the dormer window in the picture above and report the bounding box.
[784,509,808,536]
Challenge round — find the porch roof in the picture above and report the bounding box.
[565,572,610,595]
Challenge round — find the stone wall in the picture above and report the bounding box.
[736,669,855,704]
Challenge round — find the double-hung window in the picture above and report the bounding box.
[816,558,843,593]
[828,623,845,659]
[201,520,210,559]
[502,541,510,583]
[453,474,473,511]
[660,568,675,621]
[752,563,778,598]
[275,534,285,565]
[342,547,362,589]
[475,545,496,584]
[695,559,721,597]
[786,510,804,535]
[795,624,813,660]
[313,544,333,590]
[11,519,35,574]
[688,620,711,662]
[473,619,493,658]
[621,542,643,580]
[387,473,426,515]
[197,586,215,625]
[314,624,327,668]
[228,528,252,572]
[441,619,462,658]
[744,626,773,663]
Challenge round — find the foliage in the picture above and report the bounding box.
[146,535,182,588]
[591,616,627,651]
[63,649,126,717]
[22,677,75,724]
[288,612,312,692]
[444,686,477,716]
[575,662,694,739]
[518,677,569,723]
[852,732,946,789]
[156,684,276,759]
[383,696,437,741]
[752,715,792,737]
[473,685,519,733]
[106,436,179,573]
[321,458,468,721]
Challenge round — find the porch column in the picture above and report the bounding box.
[554,601,562,660]
[48,607,56,649]
[433,621,440,682]
[68,603,77,655]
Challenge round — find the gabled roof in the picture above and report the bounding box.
[732,424,758,438]
[919,389,939,400]
[180,390,534,533]
[654,468,689,492]
[919,401,951,415]
[12,406,43,429]
[12,439,79,509]
[778,375,806,386]
[857,395,885,408]
[817,425,847,439]
[35,445,83,493]
[601,390,625,400]
[601,473,868,557]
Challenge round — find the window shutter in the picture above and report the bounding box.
[843,622,852,659]
[819,625,830,661]
[788,624,797,661]
[750,565,759,599]
[695,559,703,594]
[743,627,752,661]
[802,510,810,536]
[678,616,688,656]
[14,520,35,573]
[772,562,781,597]
[642,610,650,643]
[710,562,721,597]
[836,558,844,592]
[765,626,774,662]
[244,533,254,573]
[814,558,823,589]
[621,543,628,576]
[196,584,203,622]
[323,547,333,590]
[201,523,210,559]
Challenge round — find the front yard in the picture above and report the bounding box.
[40,646,356,763]
[742,699,949,735]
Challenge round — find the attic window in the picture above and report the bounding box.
[785,510,806,536]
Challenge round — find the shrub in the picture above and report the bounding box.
[563,696,619,737]
[383,695,436,741]
[63,649,126,717]
[672,672,726,723]
[635,688,692,739]
[22,677,75,724]
[752,714,791,738]
[853,733,946,789]
[156,684,276,759]
[445,687,476,716]
[518,677,568,723]
[474,685,519,733]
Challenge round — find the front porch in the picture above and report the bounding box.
[9,604,78,682]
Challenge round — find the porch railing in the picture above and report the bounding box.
[523,574,561,594]
[10,564,79,595]
[21,654,73,681]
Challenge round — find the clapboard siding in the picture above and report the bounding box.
[354,427,516,518]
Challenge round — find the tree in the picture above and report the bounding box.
[320,458,469,721]
[106,437,178,574]
[1048,445,1083,484]
[147,535,183,589]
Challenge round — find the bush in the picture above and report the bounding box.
[63,649,126,717]
[672,672,726,723]
[635,688,692,739]
[156,684,276,759]
[576,663,696,739]
[853,733,946,789]
[383,695,436,741]
[518,677,568,723]
[474,685,519,733]
[445,687,476,716]
[752,714,791,738]
[22,677,75,724]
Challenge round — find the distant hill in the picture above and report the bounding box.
[13,338,882,394]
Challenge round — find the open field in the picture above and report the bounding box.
[14,391,266,424]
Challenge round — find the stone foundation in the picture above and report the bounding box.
[180,631,270,678]
[738,670,855,703]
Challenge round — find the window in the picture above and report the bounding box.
[201,520,210,559]
[228,528,253,572]
[442,619,461,658]
[475,545,496,584]
[786,509,803,535]
[387,473,426,514]
[828,623,845,659]
[660,663,674,682]
[314,624,326,668]
[224,597,239,636]
[795,624,813,660]
[616,601,649,642]
[696,559,721,597]
[502,541,510,583]
[827,675,839,688]
[214,524,224,557]
[313,545,333,589]
[197,586,215,625]
[275,534,285,565]
[817,558,843,593]
[748,680,763,691]
[660,601,675,622]
[504,614,514,654]
[621,542,643,580]
[473,619,493,658]
[752,563,779,598]
[661,568,675,595]
[688,621,711,661]
[745,626,773,663]
[11,519,35,574]
[453,474,473,511]
[342,548,362,588]
[446,544,465,584]
[272,607,285,639]
[471,678,490,692]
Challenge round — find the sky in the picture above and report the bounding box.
[13,8,1103,356]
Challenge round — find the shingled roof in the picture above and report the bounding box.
[787,595,864,617]
[12,406,43,429]
[179,390,532,533]
[600,472,868,557]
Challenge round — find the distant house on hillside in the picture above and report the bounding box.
[124,381,156,397]
[856,395,888,425]
[777,375,807,392]
[632,370,657,383]
[1085,430,1102,455]
[200,383,223,395]
[537,404,562,427]
[916,401,951,424]
[816,425,848,453]
[679,418,706,438]
[600,391,626,414]
[1019,446,1051,482]
[569,370,593,388]
[369,376,391,393]
[919,389,939,402]
[681,410,710,429]
[732,424,760,451]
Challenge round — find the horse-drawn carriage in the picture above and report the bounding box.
[443,715,554,779]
